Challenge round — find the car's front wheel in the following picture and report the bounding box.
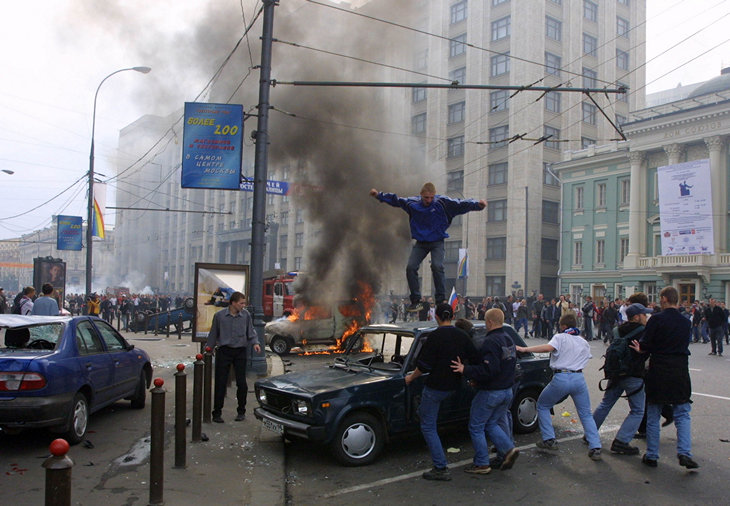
[511,388,540,434]
[130,371,147,409]
[270,335,292,356]
[330,412,385,466]
[62,392,89,444]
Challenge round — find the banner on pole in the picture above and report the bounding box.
[457,248,468,279]
[57,215,83,251]
[92,182,106,239]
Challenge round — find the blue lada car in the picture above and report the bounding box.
[254,321,552,466]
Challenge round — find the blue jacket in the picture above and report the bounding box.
[376,192,483,242]
[463,327,516,390]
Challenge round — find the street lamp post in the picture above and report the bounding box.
[85,66,150,301]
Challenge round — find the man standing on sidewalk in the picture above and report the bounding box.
[706,298,724,357]
[582,296,596,341]
[207,292,261,423]
[405,303,478,481]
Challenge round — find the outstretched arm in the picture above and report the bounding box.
[369,188,379,198]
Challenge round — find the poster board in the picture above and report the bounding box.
[192,262,250,343]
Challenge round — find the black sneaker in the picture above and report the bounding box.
[464,464,492,474]
[212,414,224,423]
[235,413,246,422]
[678,454,699,469]
[500,448,519,470]
[588,448,602,461]
[536,438,559,451]
[610,439,640,455]
[422,467,452,481]
[642,454,658,467]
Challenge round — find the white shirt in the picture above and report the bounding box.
[547,331,592,371]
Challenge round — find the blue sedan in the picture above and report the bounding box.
[0,315,152,444]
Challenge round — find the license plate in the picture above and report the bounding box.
[262,418,284,435]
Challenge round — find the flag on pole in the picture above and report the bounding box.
[92,182,106,239]
[457,248,468,279]
[448,287,458,310]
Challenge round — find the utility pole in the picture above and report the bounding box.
[249,0,276,375]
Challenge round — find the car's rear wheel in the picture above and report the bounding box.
[512,388,540,434]
[62,392,89,444]
[270,335,292,356]
[330,412,384,466]
[130,371,147,409]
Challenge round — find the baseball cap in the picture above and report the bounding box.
[435,302,454,321]
[626,303,653,320]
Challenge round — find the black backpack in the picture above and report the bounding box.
[599,325,643,393]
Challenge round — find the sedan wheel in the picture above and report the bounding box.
[330,412,384,466]
[63,393,89,444]
[270,335,291,356]
[512,388,539,434]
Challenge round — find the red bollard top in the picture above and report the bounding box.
[50,438,69,457]
[176,363,185,372]
[154,378,164,388]
[196,353,203,361]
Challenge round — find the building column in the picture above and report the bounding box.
[705,136,726,253]
[664,143,685,165]
[624,150,645,268]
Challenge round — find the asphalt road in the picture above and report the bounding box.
[281,338,730,505]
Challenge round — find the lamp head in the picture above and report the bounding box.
[133,66,152,74]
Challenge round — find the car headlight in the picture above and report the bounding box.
[292,399,311,416]
[257,389,267,404]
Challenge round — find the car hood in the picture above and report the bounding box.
[257,365,391,397]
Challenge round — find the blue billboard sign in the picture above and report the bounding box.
[56,215,83,251]
[182,102,244,190]
[240,179,291,196]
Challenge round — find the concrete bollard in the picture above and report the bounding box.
[192,354,203,442]
[149,378,165,505]
[174,364,186,469]
[203,347,213,424]
[43,438,73,506]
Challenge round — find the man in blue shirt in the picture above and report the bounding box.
[370,183,485,311]
[32,284,59,315]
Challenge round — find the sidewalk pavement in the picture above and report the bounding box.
[120,329,286,505]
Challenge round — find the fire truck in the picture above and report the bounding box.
[262,270,298,321]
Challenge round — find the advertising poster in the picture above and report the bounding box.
[182,102,244,190]
[56,215,83,251]
[657,158,714,256]
[193,263,250,342]
[33,257,66,313]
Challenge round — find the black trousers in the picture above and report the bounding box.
[213,346,248,416]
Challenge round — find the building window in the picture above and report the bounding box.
[581,137,596,149]
[279,234,287,250]
[450,33,467,57]
[542,200,559,224]
[412,86,426,103]
[444,241,460,262]
[544,162,559,186]
[619,237,630,263]
[295,232,303,247]
[583,67,597,88]
[492,16,511,41]
[616,49,629,70]
[488,199,507,222]
[489,162,508,185]
[584,0,598,22]
[542,238,559,261]
[447,170,464,193]
[617,16,630,37]
[450,1,467,24]
[644,281,657,303]
[490,89,509,111]
[489,125,509,148]
[296,209,304,223]
[281,211,288,225]
[546,16,561,41]
[544,125,561,150]
[597,182,607,208]
[294,257,302,270]
[617,82,629,102]
[491,52,510,76]
[575,185,584,210]
[545,91,561,113]
[545,52,561,76]
[487,237,507,259]
[486,276,506,297]
[596,239,605,265]
[493,0,509,5]
[448,101,466,124]
[583,33,597,56]
[447,136,465,157]
[412,113,427,134]
[582,102,597,124]
[414,49,428,70]
[619,179,630,205]
[619,0,630,4]
[573,241,583,266]
[449,66,466,85]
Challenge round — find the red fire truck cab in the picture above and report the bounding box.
[262,271,298,321]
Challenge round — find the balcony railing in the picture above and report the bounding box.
[638,254,730,268]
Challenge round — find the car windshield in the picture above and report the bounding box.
[337,330,415,371]
[2,323,65,350]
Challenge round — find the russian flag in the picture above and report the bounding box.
[448,287,458,310]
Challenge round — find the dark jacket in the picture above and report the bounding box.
[639,307,692,404]
[462,327,516,391]
[417,326,478,391]
[706,305,725,328]
[616,321,648,378]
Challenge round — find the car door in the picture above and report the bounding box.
[74,320,115,406]
[93,320,139,399]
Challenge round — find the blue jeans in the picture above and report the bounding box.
[515,318,528,335]
[592,376,645,444]
[583,318,593,340]
[407,240,445,304]
[701,321,709,342]
[537,372,601,449]
[646,402,692,460]
[469,388,514,466]
[418,386,454,469]
[691,325,701,342]
[709,326,724,354]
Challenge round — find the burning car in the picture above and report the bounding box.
[254,321,552,466]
